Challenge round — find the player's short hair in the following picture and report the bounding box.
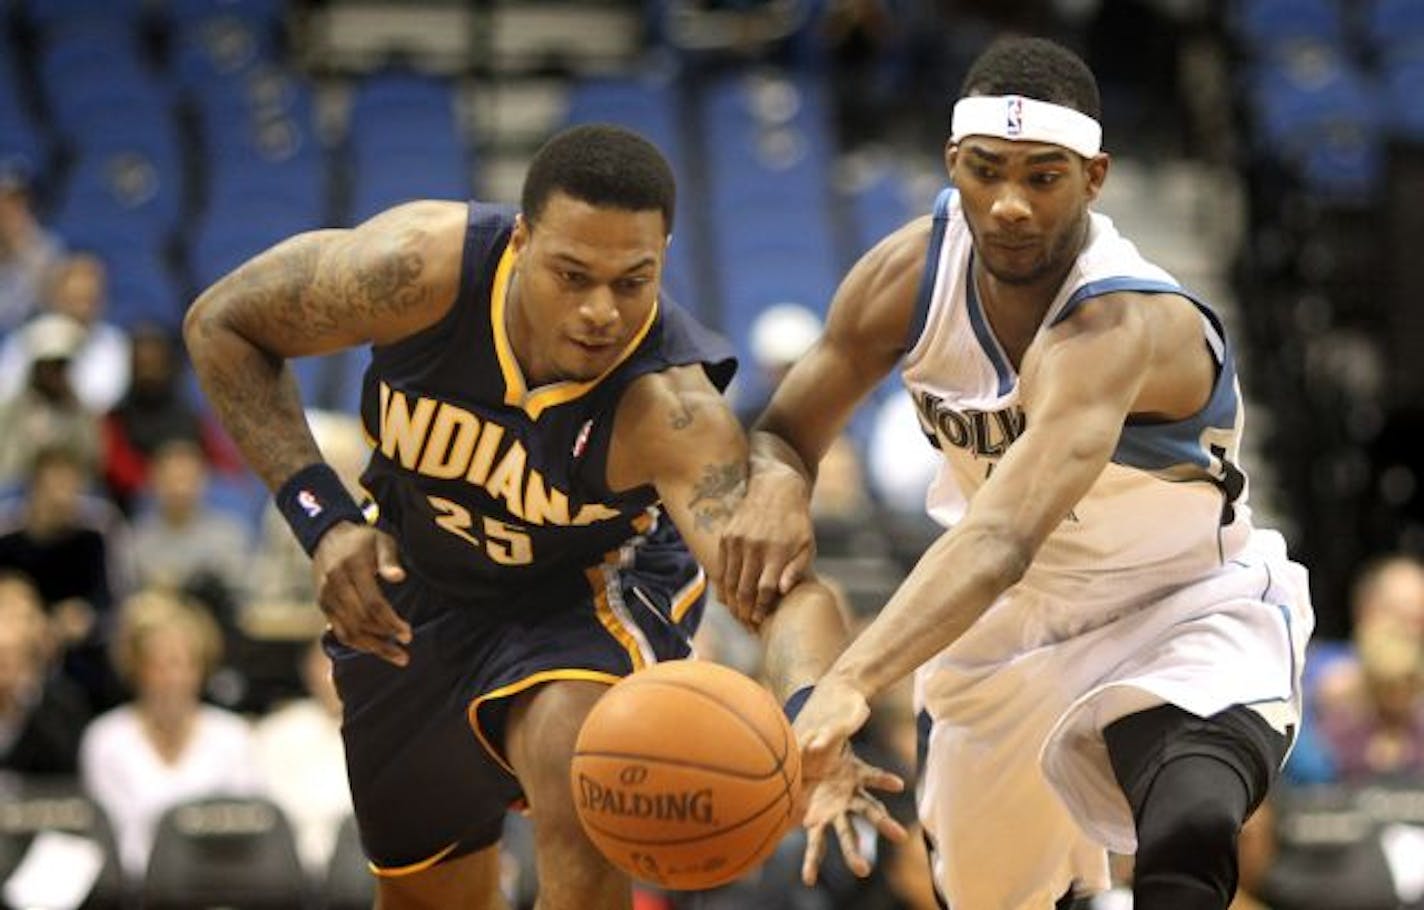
[961,36,1102,121]
[521,124,676,234]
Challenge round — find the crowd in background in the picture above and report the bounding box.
[2,0,1424,908]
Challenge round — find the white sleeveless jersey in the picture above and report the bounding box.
[902,188,1253,632]
[901,189,1314,903]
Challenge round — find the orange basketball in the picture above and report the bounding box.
[570,659,802,891]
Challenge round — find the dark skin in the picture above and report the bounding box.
[717,134,1217,881]
[184,192,903,909]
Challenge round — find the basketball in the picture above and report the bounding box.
[570,659,803,890]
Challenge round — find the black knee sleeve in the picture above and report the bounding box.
[1105,704,1287,910]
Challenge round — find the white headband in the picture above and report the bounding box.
[951,95,1102,158]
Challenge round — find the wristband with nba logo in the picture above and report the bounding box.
[275,463,366,556]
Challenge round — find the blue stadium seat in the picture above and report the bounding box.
[1250,55,1380,156]
[1368,0,1424,63]
[564,76,682,151]
[174,16,278,95]
[0,110,46,187]
[21,0,146,34]
[104,252,186,331]
[347,71,466,168]
[53,147,183,243]
[166,0,287,31]
[349,152,472,224]
[1383,59,1424,141]
[189,216,291,289]
[1231,0,1344,58]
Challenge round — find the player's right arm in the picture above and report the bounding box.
[183,200,468,665]
[718,219,930,621]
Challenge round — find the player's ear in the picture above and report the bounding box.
[943,140,958,176]
[1083,152,1110,203]
[511,213,531,255]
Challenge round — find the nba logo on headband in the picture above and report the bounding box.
[1006,96,1024,137]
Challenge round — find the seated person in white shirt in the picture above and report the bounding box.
[78,590,260,880]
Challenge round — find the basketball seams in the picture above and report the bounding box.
[610,677,788,768]
[573,749,779,781]
[609,674,799,835]
[572,661,804,889]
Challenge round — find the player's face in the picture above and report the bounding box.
[947,136,1108,287]
[509,192,666,384]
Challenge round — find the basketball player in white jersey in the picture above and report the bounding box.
[717,36,1314,908]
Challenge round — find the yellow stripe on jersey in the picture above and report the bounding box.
[489,243,661,420]
[670,568,706,623]
[586,563,647,672]
[465,668,621,775]
[369,841,460,878]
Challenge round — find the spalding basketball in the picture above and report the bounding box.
[571,659,802,890]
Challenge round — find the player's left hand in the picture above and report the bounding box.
[794,679,906,885]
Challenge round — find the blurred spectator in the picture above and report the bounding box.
[130,439,250,607]
[0,571,91,776]
[0,445,132,709]
[79,590,261,880]
[103,325,240,510]
[1316,621,1424,783]
[0,313,102,486]
[736,301,822,427]
[252,637,351,879]
[865,393,939,518]
[737,303,872,527]
[1309,556,1424,781]
[0,167,63,334]
[0,254,131,412]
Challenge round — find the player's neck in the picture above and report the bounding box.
[972,220,1088,356]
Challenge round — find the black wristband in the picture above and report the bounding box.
[275,463,366,556]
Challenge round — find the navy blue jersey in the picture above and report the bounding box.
[357,203,735,603]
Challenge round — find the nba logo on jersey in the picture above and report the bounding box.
[572,419,594,458]
[1006,96,1024,136]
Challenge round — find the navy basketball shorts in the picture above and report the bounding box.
[324,520,707,877]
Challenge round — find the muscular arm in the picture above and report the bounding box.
[607,366,848,698]
[720,219,930,616]
[818,292,1208,700]
[752,218,929,482]
[182,201,466,488]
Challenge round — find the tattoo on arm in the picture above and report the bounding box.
[686,462,747,533]
[188,220,434,488]
[668,398,696,430]
[223,228,431,346]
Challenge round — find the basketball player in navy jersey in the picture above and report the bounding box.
[184,125,901,909]
[719,38,1313,909]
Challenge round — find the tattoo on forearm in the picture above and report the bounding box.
[687,462,747,533]
[187,322,318,486]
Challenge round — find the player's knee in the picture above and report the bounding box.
[1137,794,1239,869]
[1134,759,1246,899]
[507,681,607,812]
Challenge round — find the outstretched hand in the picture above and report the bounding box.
[795,680,907,885]
[312,522,412,666]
